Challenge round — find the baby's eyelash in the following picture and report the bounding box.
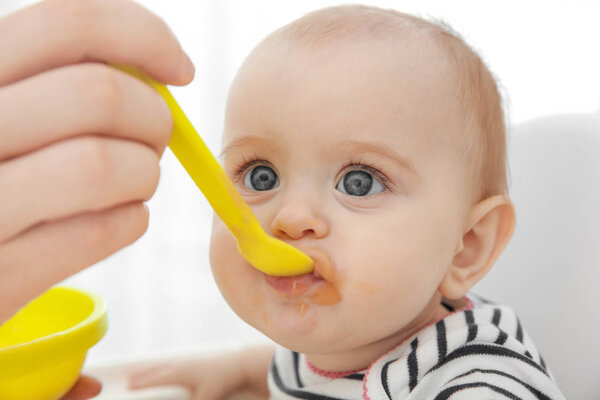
[232,155,271,180]
[232,155,393,191]
[340,159,392,191]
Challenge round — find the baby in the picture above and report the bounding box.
[130,5,565,399]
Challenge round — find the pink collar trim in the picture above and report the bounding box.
[301,296,474,396]
[306,359,368,379]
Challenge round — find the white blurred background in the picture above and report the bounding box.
[2,0,599,376]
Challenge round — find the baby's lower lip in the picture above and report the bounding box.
[264,272,322,296]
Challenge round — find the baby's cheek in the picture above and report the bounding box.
[209,219,266,328]
[209,219,262,298]
[209,220,240,290]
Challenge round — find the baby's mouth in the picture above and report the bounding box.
[263,247,334,298]
[264,272,322,296]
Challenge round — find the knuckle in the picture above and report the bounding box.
[83,64,123,114]
[77,137,114,186]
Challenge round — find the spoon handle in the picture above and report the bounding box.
[155,80,260,237]
[112,65,313,276]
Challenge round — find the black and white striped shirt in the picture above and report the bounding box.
[268,294,565,399]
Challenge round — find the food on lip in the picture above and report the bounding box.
[264,273,319,296]
[263,247,342,306]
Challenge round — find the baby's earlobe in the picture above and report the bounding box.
[441,195,516,299]
[438,268,465,300]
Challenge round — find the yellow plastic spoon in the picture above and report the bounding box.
[115,64,314,277]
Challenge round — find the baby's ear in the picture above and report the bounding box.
[439,195,516,300]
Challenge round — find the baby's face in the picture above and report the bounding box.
[210,37,471,361]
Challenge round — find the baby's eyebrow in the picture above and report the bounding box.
[218,135,280,160]
[219,136,419,178]
[333,140,420,179]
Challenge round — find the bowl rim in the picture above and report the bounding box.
[0,285,108,375]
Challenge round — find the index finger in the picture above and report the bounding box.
[0,0,194,87]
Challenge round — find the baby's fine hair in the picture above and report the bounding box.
[266,5,509,202]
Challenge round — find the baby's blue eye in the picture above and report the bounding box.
[244,165,279,191]
[336,170,384,196]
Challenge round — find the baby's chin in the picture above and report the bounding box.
[244,294,349,354]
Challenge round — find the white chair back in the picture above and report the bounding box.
[475,114,600,399]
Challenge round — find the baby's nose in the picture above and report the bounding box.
[270,199,329,240]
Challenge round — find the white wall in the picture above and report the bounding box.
[2,0,599,365]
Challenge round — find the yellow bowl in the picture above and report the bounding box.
[0,286,108,400]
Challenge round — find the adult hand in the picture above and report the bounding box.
[0,0,194,323]
[128,346,273,400]
[61,376,102,400]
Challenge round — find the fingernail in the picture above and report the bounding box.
[181,51,195,81]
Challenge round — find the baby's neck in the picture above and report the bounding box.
[305,292,451,373]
